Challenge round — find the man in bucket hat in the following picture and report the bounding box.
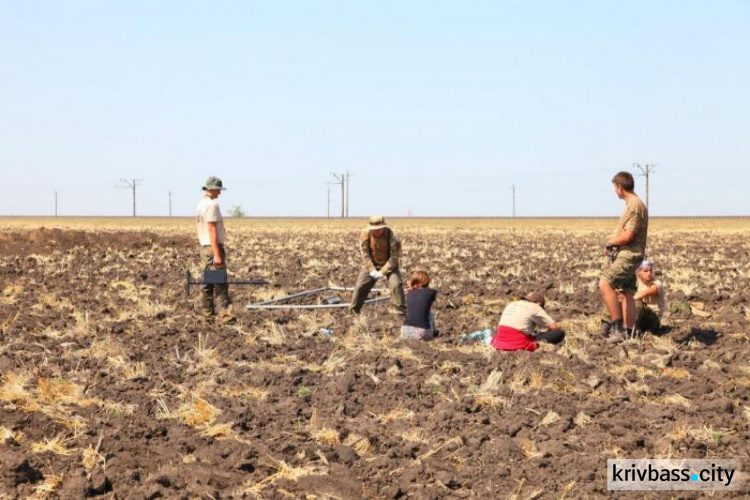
[348,215,406,316]
[195,176,236,324]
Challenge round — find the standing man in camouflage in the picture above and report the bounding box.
[195,176,236,324]
[349,216,406,316]
[599,171,648,343]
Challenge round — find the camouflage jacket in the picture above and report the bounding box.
[359,227,401,274]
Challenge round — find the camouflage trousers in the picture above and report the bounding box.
[349,269,406,315]
[200,245,234,321]
[601,252,643,294]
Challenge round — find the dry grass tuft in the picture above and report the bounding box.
[309,408,340,446]
[0,372,33,403]
[539,411,561,427]
[30,434,75,456]
[318,352,348,376]
[0,284,23,306]
[194,333,220,370]
[27,475,63,500]
[662,367,691,380]
[438,361,463,375]
[200,422,246,443]
[260,321,287,346]
[221,385,270,402]
[471,369,508,409]
[574,412,593,427]
[170,396,221,427]
[343,433,371,456]
[372,407,416,424]
[666,421,690,441]
[236,457,328,496]
[107,356,148,379]
[36,377,93,408]
[0,426,25,444]
[82,444,106,471]
[519,438,544,459]
[415,436,463,463]
[68,310,91,337]
[399,429,431,444]
[660,394,692,408]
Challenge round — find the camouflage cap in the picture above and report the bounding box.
[368,215,387,230]
[202,176,226,191]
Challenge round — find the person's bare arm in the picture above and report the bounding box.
[607,230,635,247]
[634,283,659,301]
[208,222,222,267]
[533,308,559,331]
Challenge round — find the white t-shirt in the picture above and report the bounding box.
[638,279,666,317]
[498,300,555,336]
[195,196,225,246]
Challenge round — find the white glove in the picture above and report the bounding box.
[369,270,384,279]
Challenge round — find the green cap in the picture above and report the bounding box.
[202,176,226,191]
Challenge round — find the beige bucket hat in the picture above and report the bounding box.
[368,215,387,230]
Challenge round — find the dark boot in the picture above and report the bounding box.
[600,320,612,337]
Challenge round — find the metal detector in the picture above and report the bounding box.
[185,269,269,295]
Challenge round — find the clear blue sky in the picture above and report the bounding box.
[1,1,748,216]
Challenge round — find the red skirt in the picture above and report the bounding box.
[491,325,538,352]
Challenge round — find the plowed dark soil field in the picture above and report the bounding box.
[1,223,748,499]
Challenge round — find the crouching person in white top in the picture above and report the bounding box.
[490,292,565,352]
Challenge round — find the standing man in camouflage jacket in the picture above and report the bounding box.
[195,176,236,324]
[349,216,407,316]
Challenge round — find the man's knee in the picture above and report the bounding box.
[354,271,375,287]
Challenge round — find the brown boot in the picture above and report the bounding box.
[606,321,627,344]
[220,305,237,325]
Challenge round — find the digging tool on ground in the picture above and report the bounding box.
[245,286,390,310]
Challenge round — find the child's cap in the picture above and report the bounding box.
[638,259,654,271]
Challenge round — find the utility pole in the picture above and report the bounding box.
[168,190,173,217]
[326,185,331,219]
[633,163,655,209]
[345,171,352,217]
[115,179,143,217]
[511,184,516,218]
[331,173,345,218]
[54,190,58,217]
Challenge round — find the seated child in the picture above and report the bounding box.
[491,292,565,352]
[401,270,437,340]
[633,259,666,333]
